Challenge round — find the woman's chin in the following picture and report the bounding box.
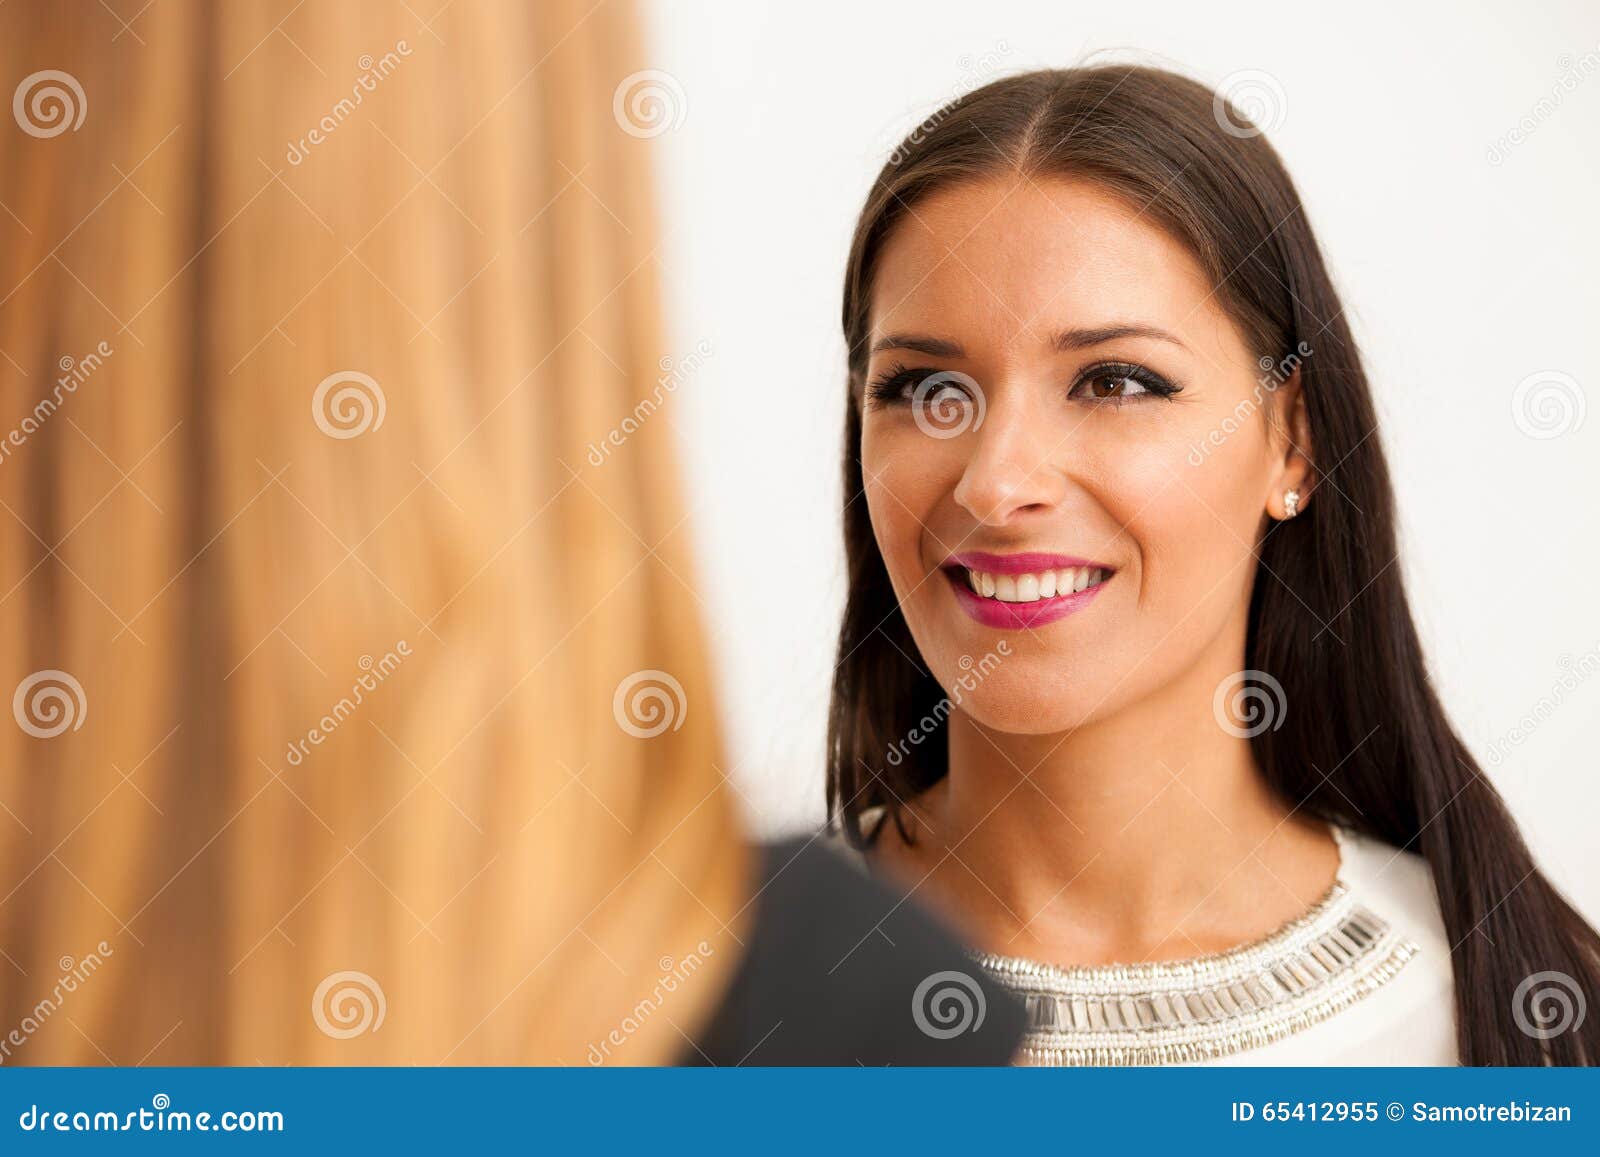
[931,676,1098,736]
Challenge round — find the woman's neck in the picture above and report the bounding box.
[872,659,1340,967]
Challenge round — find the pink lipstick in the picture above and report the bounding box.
[943,551,1114,629]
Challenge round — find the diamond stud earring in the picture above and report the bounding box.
[1283,488,1301,519]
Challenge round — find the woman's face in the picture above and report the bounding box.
[859,174,1304,735]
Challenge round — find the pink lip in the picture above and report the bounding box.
[945,551,1114,574]
[942,552,1115,630]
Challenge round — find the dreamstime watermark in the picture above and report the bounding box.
[911,370,985,439]
[283,643,411,767]
[612,69,687,138]
[1483,643,1600,769]
[311,370,387,439]
[1510,369,1585,440]
[612,669,686,738]
[912,970,987,1039]
[12,669,87,739]
[0,341,114,468]
[1488,44,1600,166]
[311,970,386,1039]
[1511,970,1587,1041]
[1188,341,1312,466]
[585,340,712,467]
[585,942,714,1064]
[886,641,1011,768]
[1213,69,1287,139]
[1212,669,1287,739]
[12,70,86,138]
[17,1096,284,1134]
[888,41,1014,166]
[0,941,113,1065]
[285,41,413,165]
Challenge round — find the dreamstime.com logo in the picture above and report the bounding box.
[12,70,87,138]
[886,640,1012,767]
[586,341,713,466]
[283,642,411,768]
[586,942,714,1064]
[17,1094,283,1134]
[1510,370,1585,440]
[1484,644,1600,769]
[912,371,985,439]
[1212,669,1287,739]
[312,970,386,1039]
[0,341,115,469]
[1511,970,1588,1041]
[612,69,687,138]
[612,669,687,738]
[887,40,1013,166]
[912,970,987,1039]
[0,941,113,1065]
[1487,44,1600,166]
[1188,342,1312,465]
[12,670,87,739]
[1213,69,1286,139]
[285,41,413,166]
[312,370,387,439]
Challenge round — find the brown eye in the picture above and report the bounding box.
[1068,362,1176,402]
[1089,373,1140,398]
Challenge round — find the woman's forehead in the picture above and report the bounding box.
[869,176,1224,359]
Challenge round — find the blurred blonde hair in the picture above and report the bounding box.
[0,0,746,1064]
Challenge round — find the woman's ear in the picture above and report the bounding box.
[1267,366,1314,520]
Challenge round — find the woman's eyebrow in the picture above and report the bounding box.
[869,324,1189,358]
[868,333,966,357]
[1054,323,1189,351]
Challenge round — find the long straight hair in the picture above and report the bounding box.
[826,64,1599,1066]
[0,0,745,1064]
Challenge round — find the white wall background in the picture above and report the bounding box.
[639,0,1600,918]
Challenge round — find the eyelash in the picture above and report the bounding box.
[864,361,1182,407]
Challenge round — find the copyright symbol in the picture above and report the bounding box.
[1386,1102,1404,1121]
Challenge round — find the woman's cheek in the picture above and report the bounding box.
[861,427,938,590]
[1103,422,1263,646]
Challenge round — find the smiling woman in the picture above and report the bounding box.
[825,64,1600,1066]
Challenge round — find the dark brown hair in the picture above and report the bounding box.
[826,64,1599,1066]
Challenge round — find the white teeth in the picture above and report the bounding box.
[960,565,1109,603]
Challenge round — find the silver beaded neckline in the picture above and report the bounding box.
[970,825,1420,1065]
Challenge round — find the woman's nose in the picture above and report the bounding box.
[950,394,1066,525]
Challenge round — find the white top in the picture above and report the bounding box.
[827,817,1459,1066]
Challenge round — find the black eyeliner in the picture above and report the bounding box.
[1070,360,1183,401]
